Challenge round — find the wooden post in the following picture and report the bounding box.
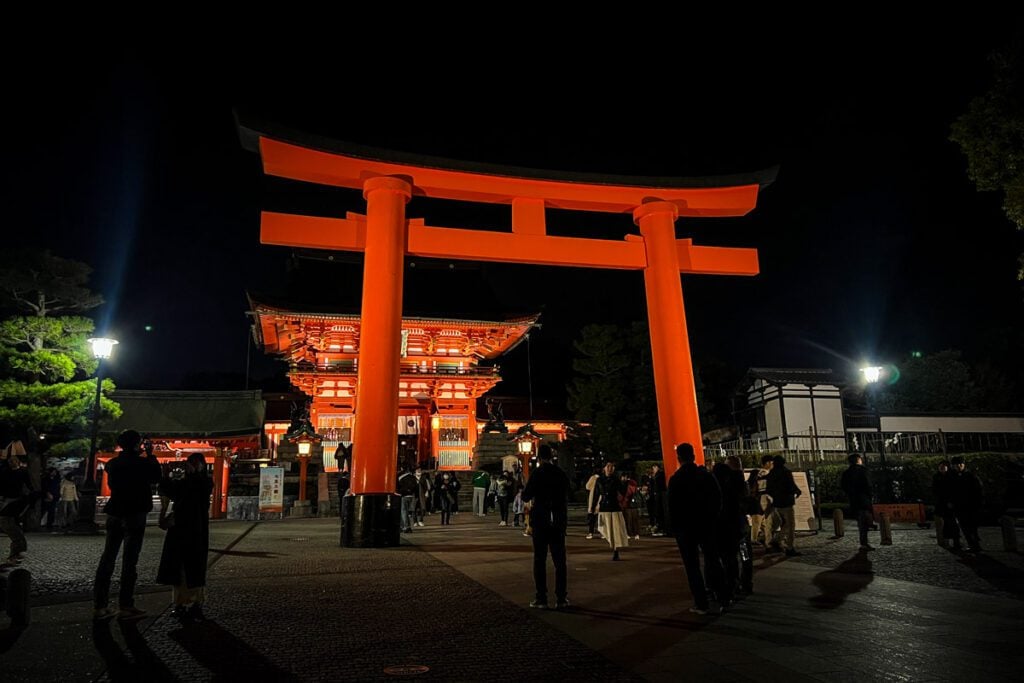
[879,512,893,546]
[1000,515,1018,552]
[832,508,845,539]
[298,456,310,502]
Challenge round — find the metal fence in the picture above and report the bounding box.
[709,428,1024,469]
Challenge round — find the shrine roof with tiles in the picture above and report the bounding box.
[251,302,538,366]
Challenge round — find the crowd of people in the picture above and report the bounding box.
[0,432,996,625]
[396,462,531,532]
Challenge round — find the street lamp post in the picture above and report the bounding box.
[73,337,118,534]
[860,365,891,502]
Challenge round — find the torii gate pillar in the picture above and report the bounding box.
[635,201,705,465]
[340,176,411,548]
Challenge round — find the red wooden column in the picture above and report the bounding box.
[351,176,412,494]
[634,201,705,471]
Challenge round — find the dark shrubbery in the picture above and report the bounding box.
[633,452,1024,521]
[803,453,1024,521]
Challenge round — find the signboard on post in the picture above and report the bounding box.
[792,471,817,532]
[259,466,284,513]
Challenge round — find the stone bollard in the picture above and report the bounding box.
[935,515,948,548]
[879,512,893,546]
[0,566,31,628]
[999,516,1018,553]
[832,509,845,539]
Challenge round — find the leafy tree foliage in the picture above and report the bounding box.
[872,350,981,413]
[0,251,119,458]
[950,39,1024,278]
[0,250,104,317]
[568,323,745,459]
[567,324,632,458]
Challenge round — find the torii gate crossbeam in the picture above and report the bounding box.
[240,121,774,547]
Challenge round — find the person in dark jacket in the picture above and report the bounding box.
[0,454,36,565]
[594,462,629,560]
[727,455,754,594]
[449,472,462,514]
[41,467,61,532]
[712,460,745,604]
[765,455,802,557]
[840,453,875,549]
[437,473,456,525]
[646,464,667,536]
[397,467,418,533]
[949,456,984,552]
[668,443,726,615]
[414,466,431,526]
[932,461,960,549]
[521,444,570,609]
[157,453,214,622]
[93,429,162,620]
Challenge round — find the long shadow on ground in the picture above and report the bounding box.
[956,550,1024,598]
[93,619,177,682]
[809,548,874,609]
[169,619,300,681]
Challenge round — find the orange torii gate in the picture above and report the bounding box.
[240,120,774,546]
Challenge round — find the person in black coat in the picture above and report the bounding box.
[949,456,984,552]
[157,452,214,622]
[0,455,36,565]
[765,455,802,556]
[713,459,749,603]
[932,461,960,549]
[93,429,162,620]
[521,444,570,609]
[668,443,726,615]
[840,453,875,549]
[436,473,457,525]
[646,464,667,535]
[41,468,61,532]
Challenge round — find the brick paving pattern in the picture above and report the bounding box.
[2,510,1022,681]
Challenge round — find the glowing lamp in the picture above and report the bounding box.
[518,439,533,455]
[297,440,312,456]
[88,337,119,360]
[860,366,883,384]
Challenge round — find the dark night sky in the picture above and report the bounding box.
[4,23,1023,409]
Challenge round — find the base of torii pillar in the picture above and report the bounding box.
[340,494,402,548]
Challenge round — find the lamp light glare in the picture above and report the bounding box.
[860,366,883,384]
[88,337,119,360]
[297,441,312,456]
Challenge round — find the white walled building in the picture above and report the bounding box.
[739,368,847,453]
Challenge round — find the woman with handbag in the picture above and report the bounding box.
[156,453,213,622]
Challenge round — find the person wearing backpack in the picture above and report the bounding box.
[619,472,641,540]
[747,455,774,547]
[765,455,802,557]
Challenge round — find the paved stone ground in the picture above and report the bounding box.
[16,521,255,603]
[2,511,1022,681]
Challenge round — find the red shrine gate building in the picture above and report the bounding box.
[252,300,538,471]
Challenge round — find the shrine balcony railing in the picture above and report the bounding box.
[313,363,500,376]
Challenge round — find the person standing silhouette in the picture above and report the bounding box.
[522,444,570,609]
[92,430,162,620]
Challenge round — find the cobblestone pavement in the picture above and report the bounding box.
[3,511,1022,681]
[15,521,256,602]
[780,523,1024,600]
